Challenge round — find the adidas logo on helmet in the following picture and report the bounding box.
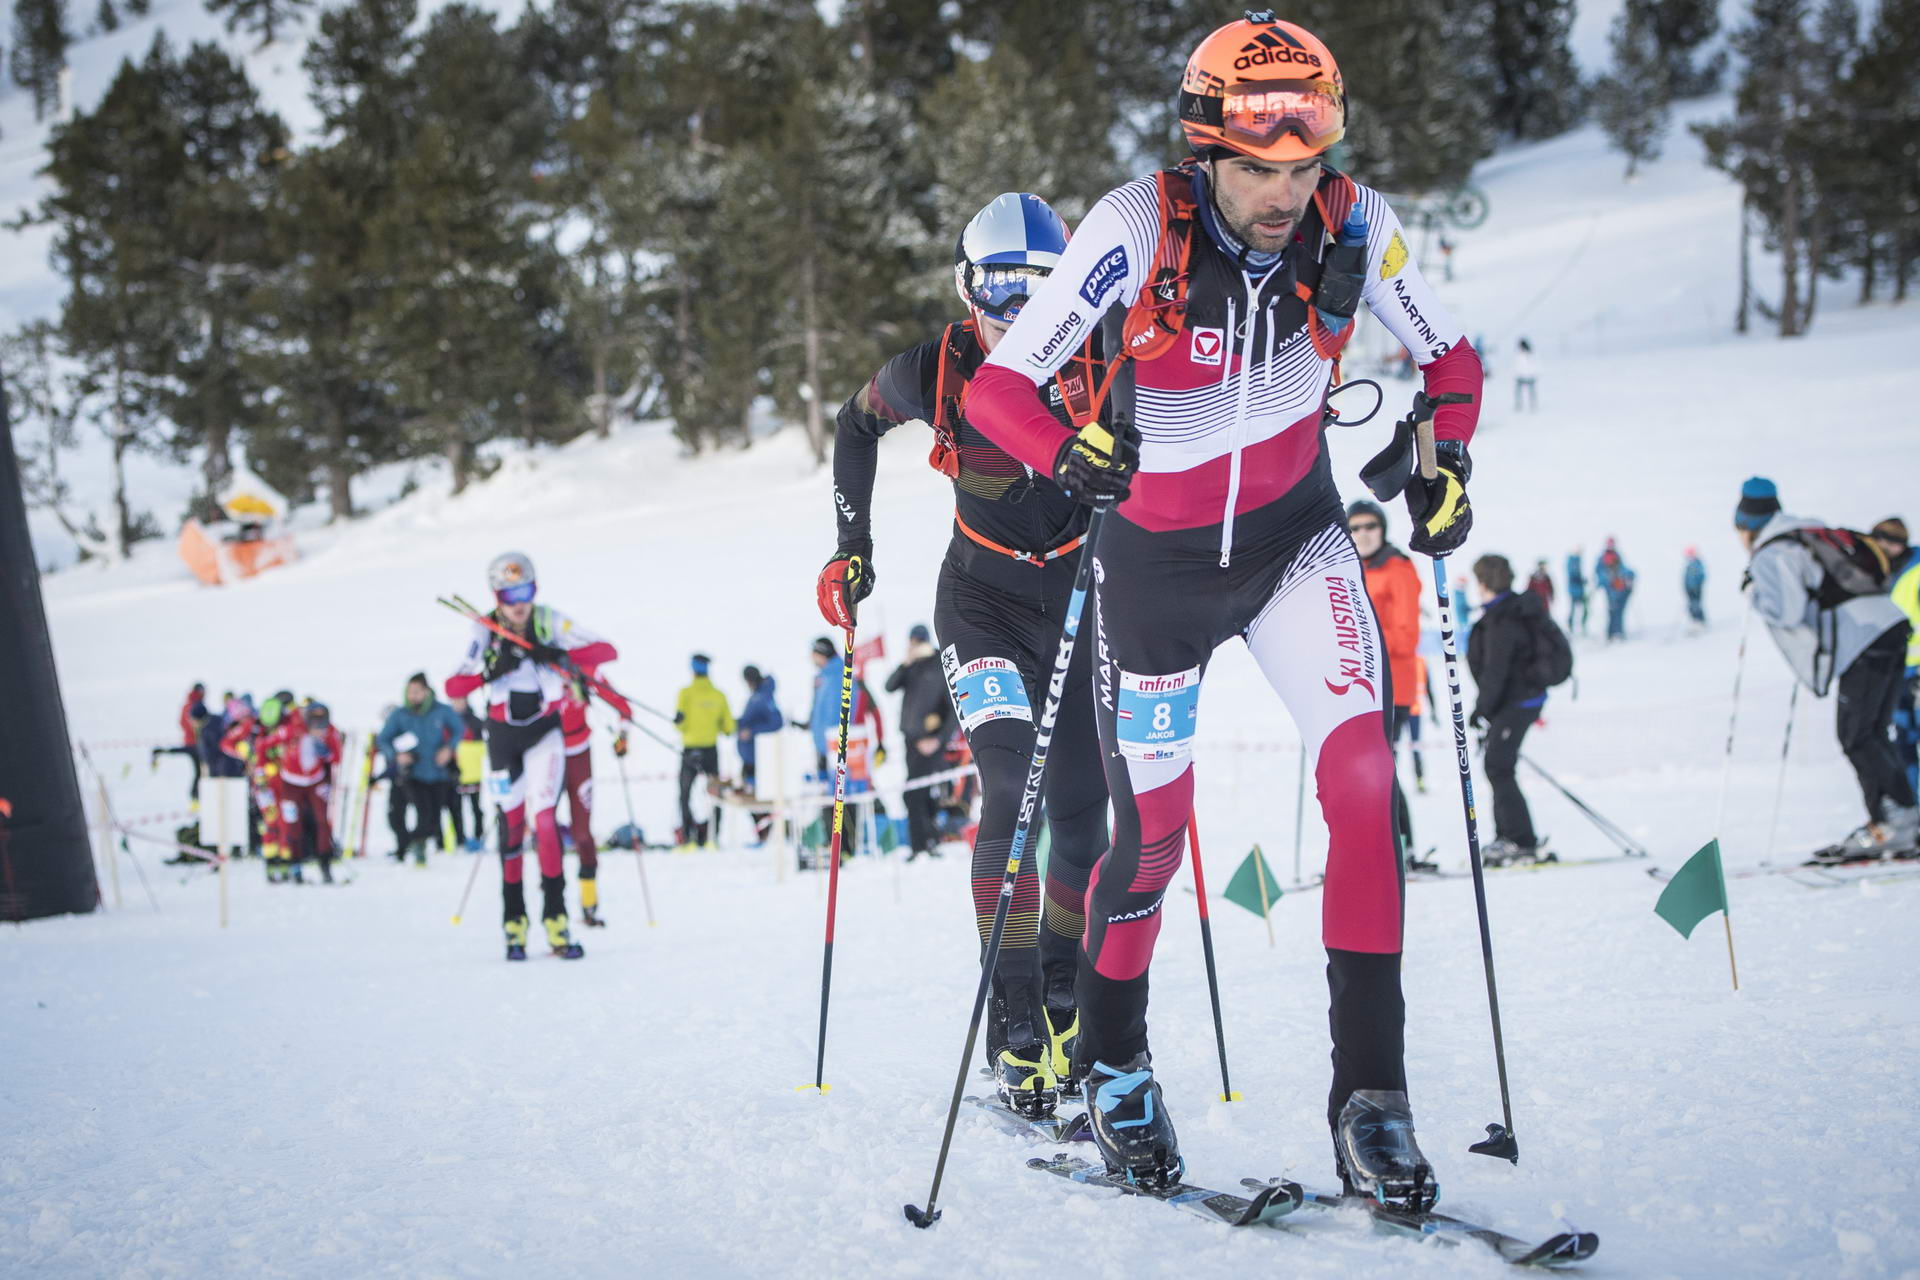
[1234,27,1322,72]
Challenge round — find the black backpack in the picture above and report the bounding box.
[1766,526,1891,608]
[1524,607,1574,688]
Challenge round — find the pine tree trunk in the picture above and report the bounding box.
[109,353,135,559]
[1859,238,1876,304]
[1778,168,1802,338]
[592,342,611,439]
[1800,216,1824,334]
[675,270,696,445]
[801,246,826,466]
[1736,198,1751,334]
[325,400,354,519]
[447,433,472,496]
[203,419,232,497]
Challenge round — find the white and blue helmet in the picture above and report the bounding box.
[953,192,1071,321]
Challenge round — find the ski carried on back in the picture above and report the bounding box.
[1028,1153,1303,1229]
[1241,1178,1599,1268]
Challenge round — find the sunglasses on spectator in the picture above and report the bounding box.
[1348,520,1382,533]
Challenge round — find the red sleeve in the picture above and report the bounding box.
[446,673,484,699]
[1419,339,1483,445]
[965,364,1075,474]
[567,640,616,669]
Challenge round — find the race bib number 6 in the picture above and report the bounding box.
[944,652,1032,733]
[1116,667,1200,762]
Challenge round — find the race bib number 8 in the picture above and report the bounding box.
[1116,667,1201,762]
[945,653,1032,732]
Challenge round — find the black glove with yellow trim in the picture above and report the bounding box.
[1052,418,1141,507]
[1406,439,1472,556]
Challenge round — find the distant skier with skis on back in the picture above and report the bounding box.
[965,13,1484,1204]
[820,191,1114,1119]
[445,552,616,959]
[1735,479,1916,858]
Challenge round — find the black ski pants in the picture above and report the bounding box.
[903,741,944,855]
[1838,626,1917,821]
[1481,704,1539,848]
[933,546,1108,1047]
[678,747,720,844]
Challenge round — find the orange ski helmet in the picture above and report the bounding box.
[1179,10,1346,162]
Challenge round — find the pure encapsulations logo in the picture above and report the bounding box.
[1234,27,1322,72]
[1079,247,1128,307]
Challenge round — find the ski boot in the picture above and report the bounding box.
[1882,803,1920,857]
[504,915,530,962]
[1332,1089,1437,1211]
[581,904,605,928]
[985,978,1057,1117]
[1479,838,1538,868]
[1815,822,1896,863]
[544,914,585,960]
[1086,1054,1182,1188]
[1044,988,1082,1101]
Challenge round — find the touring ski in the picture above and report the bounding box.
[1028,1154,1303,1229]
[1241,1178,1599,1267]
[964,1096,1089,1144]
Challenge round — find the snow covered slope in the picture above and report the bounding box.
[11,63,1920,1280]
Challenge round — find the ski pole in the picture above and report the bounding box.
[449,836,487,925]
[1712,602,1755,841]
[1517,755,1650,858]
[1417,414,1519,1165]
[906,505,1108,1229]
[614,735,657,927]
[802,605,861,1094]
[1186,812,1239,1102]
[1762,681,1799,863]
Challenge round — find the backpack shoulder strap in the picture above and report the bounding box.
[927,322,969,478]
[1118,166,1201,364]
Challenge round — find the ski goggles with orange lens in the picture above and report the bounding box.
[1180,79,1346,153]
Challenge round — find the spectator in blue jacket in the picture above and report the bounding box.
[737,664,784,844]
[377,673,465,862]
[1682,547,1707,628]
[1565,548,1589,635]
[1595,539,1636,642]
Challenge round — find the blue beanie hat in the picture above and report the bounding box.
[1734,477,1780,532]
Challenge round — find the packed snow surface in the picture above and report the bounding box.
[10,75,1920,1280]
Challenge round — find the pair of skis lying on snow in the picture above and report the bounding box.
[959,1093,1599,1268]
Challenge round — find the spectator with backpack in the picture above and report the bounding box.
[1526,560,1554,610]
[1565,548,1589,635]
[1467,554,1573,865]
[1683,548,1708,629]
[1737,480,1916,857]
[1595,539,1636,642]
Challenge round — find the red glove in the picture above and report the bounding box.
[815,548,875,630]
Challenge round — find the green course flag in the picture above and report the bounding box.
[1222,845,1281,919]
[1655,839,1729,939]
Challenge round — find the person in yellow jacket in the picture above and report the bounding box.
[1874,519,1919,795]
[674,653,735,850]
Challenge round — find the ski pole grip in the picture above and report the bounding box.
[1416,417,1437,481]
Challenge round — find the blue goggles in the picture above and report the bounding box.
[496,582,537,605]
[963,263,1050,321]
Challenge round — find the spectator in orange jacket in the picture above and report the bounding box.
[1348,500,1425,863]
